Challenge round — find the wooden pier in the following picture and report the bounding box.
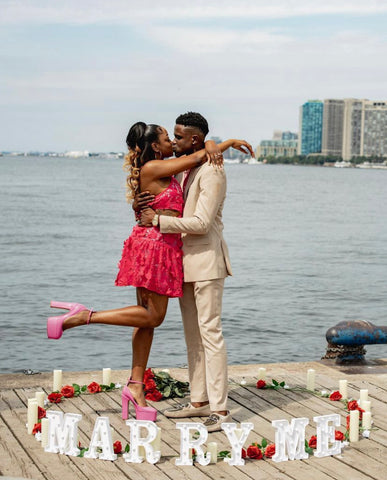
[1,359,387,480]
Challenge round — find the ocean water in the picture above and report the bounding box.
[1,156,387,374]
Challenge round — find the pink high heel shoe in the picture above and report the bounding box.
[47,301,94,339]
[122,379,157,421]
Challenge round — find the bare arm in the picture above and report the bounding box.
[218,139,255,157]
[142,139,254,184]
[141,150,207,184]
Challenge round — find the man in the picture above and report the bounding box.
[141,112,253,431]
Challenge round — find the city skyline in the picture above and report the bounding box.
[1,1,387,151]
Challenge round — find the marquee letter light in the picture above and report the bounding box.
[175,423,210,466]
[45,411,82,456]
[84,417,117,461]
[272,418,309,462]
[313,414,342,458]
[123,420,160,464]
[221,422,254,466]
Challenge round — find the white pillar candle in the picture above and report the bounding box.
[359,389,368,408]
[35,391,45,409]
[306,369,315,391]
[362,400,371,412]
[41,418,49,448]
[102,368,111,385]
[53,370,62,392]
[258,368,266,381]
[338,380,348,400]
[349,410,359,442]
[27,398,38,434]
[362,411,372,430]
[207,442,217,464]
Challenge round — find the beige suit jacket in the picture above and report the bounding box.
[159,163,232,282]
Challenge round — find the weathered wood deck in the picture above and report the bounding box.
[1,359,386,480]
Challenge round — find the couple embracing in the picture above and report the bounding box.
[47,111,253,432]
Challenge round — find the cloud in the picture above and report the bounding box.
[2,0,387,25]
[148,27,292,55]
[1,0,387,150]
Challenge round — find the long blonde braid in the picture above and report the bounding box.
[123,147,141,202]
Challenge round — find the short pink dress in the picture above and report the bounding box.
[115,177,184,297]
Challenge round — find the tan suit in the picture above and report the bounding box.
[160,163,231,411]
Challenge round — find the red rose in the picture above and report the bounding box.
[256,380,266,389]
[241,448,247,459]
[145,378,157,391]
[357,407,364,420]
[143,368,154,382]
[329,391,342,401]
[308,435,317,448]
[264,443,276,458]
[145,389,163,401]
[247,445,263,459]
[32,423,41,435]
[346,415,350,430]
[113,440,122,454]
[48,392,63,404]
[335,430,344,441]
[87,382,102,394]
[61,385,75,398]
[347,400,359,411]
[38,406,46,419]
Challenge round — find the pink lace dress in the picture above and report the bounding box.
[115,177,184,297]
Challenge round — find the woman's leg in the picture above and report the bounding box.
[62,288,169,330]
[129,288,162,407]
[61,288,169,407]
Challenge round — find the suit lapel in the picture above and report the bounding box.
[183,166,200,202]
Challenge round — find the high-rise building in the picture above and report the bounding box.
[298,101,323,155]
[342,99,363,161]
[322,99,345,156]
[361,101,387,158]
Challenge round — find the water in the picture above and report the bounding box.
[1,156,387,374]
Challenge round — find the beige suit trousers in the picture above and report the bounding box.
[179,278,228,412]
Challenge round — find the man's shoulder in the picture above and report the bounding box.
[198,163,226,178]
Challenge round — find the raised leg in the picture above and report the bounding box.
[62,287,169,330]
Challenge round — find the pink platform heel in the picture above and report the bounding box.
[47,301,94,339]
[122,380,157,421]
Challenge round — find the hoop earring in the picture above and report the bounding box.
[155,151,163,160]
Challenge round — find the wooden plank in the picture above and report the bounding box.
[1,363,387,480]
[72,387,210,480]
[0,415,45,479]
[228,387,382,480]
[0,389,89,480]
[54,391,175,480]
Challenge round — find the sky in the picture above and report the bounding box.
[1,0,387,152]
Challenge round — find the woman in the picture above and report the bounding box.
[47,122,253,421]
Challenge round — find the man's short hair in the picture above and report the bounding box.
[175,112,209,137]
